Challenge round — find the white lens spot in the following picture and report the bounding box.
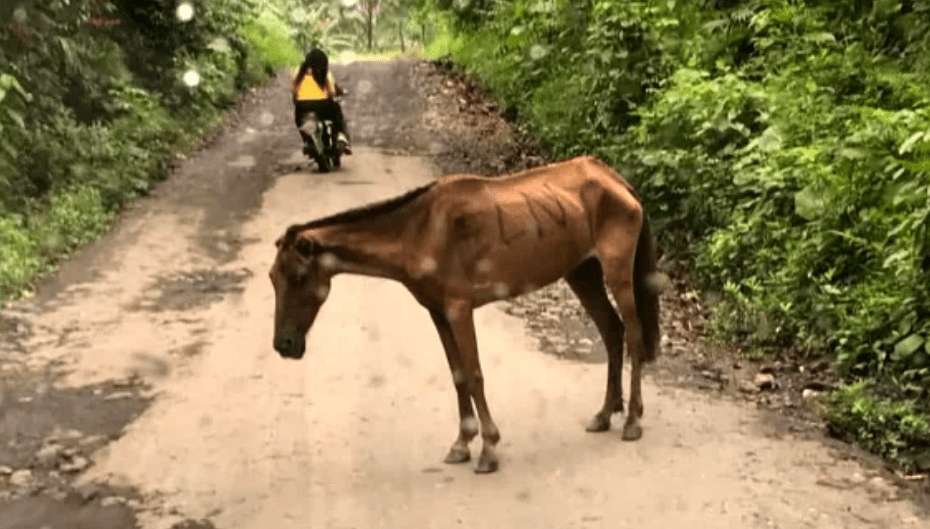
[315,285,330,300]
[319,253,337,270]
[451,369,464,384]
[176,2,194,22]
[646,272,671,294]
[209,37,231,53]
[260,112,275,127]
[476,258,493,273]
[13,7,27,22]
[493,283,509,298]
[290,7,307,22]
[182,70,200,87]
[357,80,373,95]
[420,257,437,272]
[522,283,536,294]
[445,307,458,321]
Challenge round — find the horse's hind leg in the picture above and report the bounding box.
[597,232,647,441]
[564,257,626,433]
[429,309,478,464]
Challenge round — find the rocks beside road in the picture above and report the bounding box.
[1,426,102,497]
[0,369,151,527]
[1,407,141,502]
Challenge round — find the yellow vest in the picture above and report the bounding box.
[293,68,335,101]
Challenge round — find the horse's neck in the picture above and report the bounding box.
[316,220,408,281]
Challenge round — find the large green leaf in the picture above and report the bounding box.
[794,185,826,220]
[895,334,925,360]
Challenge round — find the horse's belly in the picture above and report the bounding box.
[470,234,594,304]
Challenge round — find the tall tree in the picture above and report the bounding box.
[340,0,381,50]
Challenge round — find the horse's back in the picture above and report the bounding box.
[434,156,629,197]
[425,156,642,243]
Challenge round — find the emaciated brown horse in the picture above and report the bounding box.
[269,155,663,474]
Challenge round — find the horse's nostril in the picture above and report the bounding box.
[275,337,293,353]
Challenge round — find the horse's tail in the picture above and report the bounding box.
[633,211,661,364]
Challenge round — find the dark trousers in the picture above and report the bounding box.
[293,99,349,140]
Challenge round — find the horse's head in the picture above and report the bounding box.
[269,230,333,359]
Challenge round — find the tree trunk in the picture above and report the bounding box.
[367,17,373,50]
[399,22,405,52]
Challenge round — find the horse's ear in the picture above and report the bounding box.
[293,236,318,258]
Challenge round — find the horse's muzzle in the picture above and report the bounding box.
[273,336,306,359]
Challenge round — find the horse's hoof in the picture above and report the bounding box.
[444,447,471,464]
[621,422,642,441]
[474,456,499,474]
[585,415,611,433]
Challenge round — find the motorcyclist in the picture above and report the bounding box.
[291,48,352,155]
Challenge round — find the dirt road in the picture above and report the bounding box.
[1,59,927,529]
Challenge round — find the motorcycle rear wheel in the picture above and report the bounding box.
[314,152,331,173]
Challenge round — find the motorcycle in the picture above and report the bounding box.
[298,96,346,173]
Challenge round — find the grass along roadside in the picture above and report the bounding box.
[0,69,282,305]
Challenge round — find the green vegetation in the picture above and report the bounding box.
[333,1,429,53]
[418,0,930,471]
[0,0,352,301]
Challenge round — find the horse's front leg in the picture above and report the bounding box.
[444,305,501,474]
[429,309,478,464]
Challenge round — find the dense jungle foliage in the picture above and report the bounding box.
[417,0,930,471]
[0,0,365,301]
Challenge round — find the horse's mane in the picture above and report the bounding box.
[280,181,437,246]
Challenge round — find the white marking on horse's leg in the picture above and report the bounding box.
[461,416,479,437]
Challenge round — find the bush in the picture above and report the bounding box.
[241,10,305,83]
[824,381,930,472]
